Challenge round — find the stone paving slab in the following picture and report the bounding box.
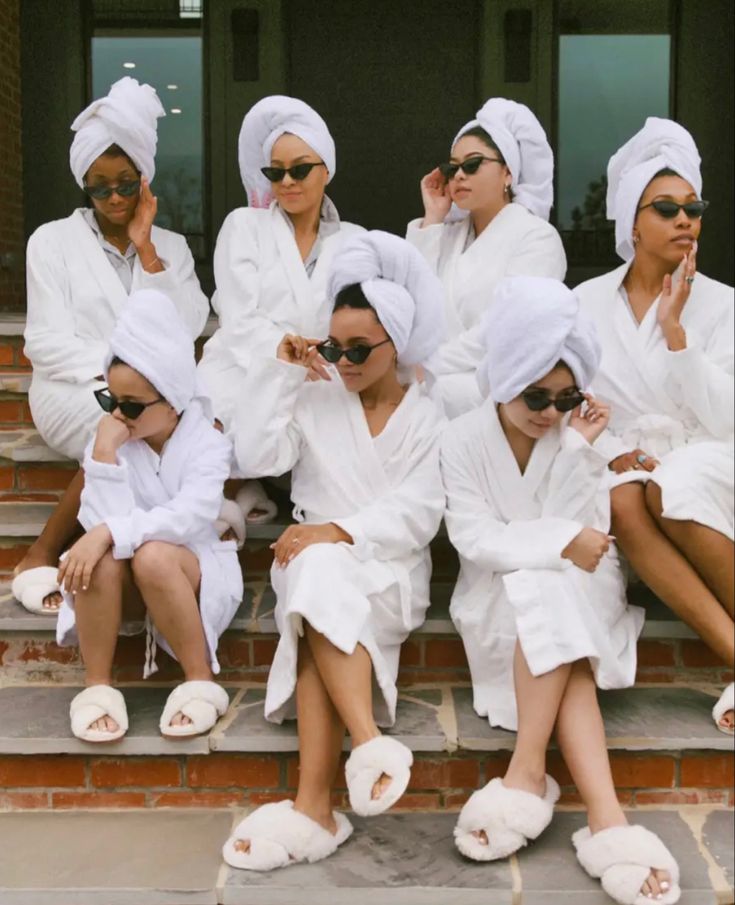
[452,685,732,752]
[0,371,31,394]
[0,428,70,463]
[212,688,448,753]
[0,808,730,905]
[0,809,230,905]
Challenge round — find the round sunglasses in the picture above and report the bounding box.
[260,162,326,183]
[438,155,503,180]
[316,339,392,365]
[83,180,141,200]
[94,387,165,420]
[521,389,585,413]
[637,199,709,219]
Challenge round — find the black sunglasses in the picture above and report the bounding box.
[316,339,392,365]
[521,389,585,413]
[637,199,709,219]
[438,156,503,180]
[94,387,165,420]
[83,180,141,200]
[260,162,326,183]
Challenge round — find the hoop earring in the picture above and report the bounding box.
[632,234,640,246]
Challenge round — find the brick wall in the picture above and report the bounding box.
[0,0,24,311]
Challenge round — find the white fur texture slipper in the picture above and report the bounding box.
[214,499,246,549]
[345,735,413,817]
[573,824,681,905]
[11,566,61,615]
[235,480,278,525]
[454,775,560,861]
[712,683,734,735]
[159,680,229,738]
[70,685,128,742]
[222,800,353,871]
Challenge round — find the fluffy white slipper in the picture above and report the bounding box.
[159,680,229,738]
[235,480,278,525]
[345,735,413,817]
[454,775,560,861]
[573,824,681,905]
[214,499,246,549]
[222,800,353,871]
[70,685,128,742]
[11,566,61,615]
[712,682,734,735]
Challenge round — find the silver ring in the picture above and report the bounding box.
[291,538,300,545]
[636,453,648,464]
[685,275,695,285]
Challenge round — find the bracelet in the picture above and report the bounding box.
[142,255,162,270]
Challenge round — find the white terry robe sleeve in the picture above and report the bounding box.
[332,431,444,561]
[405,219,443,272]
[82,437,232,560]
[133,231,209,338]
[233,355,306,478]
[441,434,583,572]
[211,212,284,366]
[663,308,734,439]
[24,230,109,383]
[542,427,612,525]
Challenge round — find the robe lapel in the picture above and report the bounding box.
[67,210,129,317]
[269,204,316,333]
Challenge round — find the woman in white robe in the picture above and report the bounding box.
[221,231,446,872]
[13,77,209,615]
[406,98,566,418]
[56,289,242,743]
[575,118,734,734]
[442,276,679,905]
[197,95,363,432]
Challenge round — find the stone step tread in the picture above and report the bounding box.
[0,371,31,394]
[0,582,698,641]
[0,684,730,756]
[0,808,731,905]
[0,430,71,463]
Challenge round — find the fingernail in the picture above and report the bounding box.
[82,586,87,591]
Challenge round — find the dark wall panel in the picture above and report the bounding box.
[285,0,480,235]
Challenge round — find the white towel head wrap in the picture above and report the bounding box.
[479,276,600,403]
[104,289,197,414]
[238,95,336,208]
[326,230,446,369]
[69,77,165,189]
[606,117,702,262]
[453,97,554,220]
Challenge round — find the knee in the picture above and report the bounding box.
[88,550,124,590]
[131,541,177,586]
[610,484,646,531]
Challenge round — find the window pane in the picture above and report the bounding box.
[557,34,670,264]
[91,35,204,247]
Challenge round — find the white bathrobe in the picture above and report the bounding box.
[441,399,644,731]
[576,264,734,540]
[234,357,445,726]
[56,400,243,675]
[406,203,567,417]
[197,201,363,429]
[25,209,209,461]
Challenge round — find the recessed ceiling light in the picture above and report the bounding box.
[123,62,136,69]
[167,84,178,90]
[170,108,182,114]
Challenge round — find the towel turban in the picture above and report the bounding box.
[606,117,702,262]
[238,95,335,208]
[479,276,600,403]
[105,290,197,414]
[454,97,554,220]
[69,77,165,188]
[327,230,446,370]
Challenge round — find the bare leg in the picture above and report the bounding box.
[303,622,392,800]
[646,481,735,617]
[475,643,572,847]
[555,660,670,900]
[73,551,145,733]
[234,635,345,854]
[611,484,735,666]
[15,470,84,610]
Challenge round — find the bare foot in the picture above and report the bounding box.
[220,527,237,542]
[233,804,337,856]
[718,709,735,732]
[640,867,671,899]
[168,712,193,728]
[14,548,63,611]
[246,507,270,523]
[42,591,63,612]
[371,772,393,801]
[89,715,120,734]
[472,829,489,845]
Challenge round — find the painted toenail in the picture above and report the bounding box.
[661,882,669,890]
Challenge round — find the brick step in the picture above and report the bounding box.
[0,684,732,811]
[1,807,732,905]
